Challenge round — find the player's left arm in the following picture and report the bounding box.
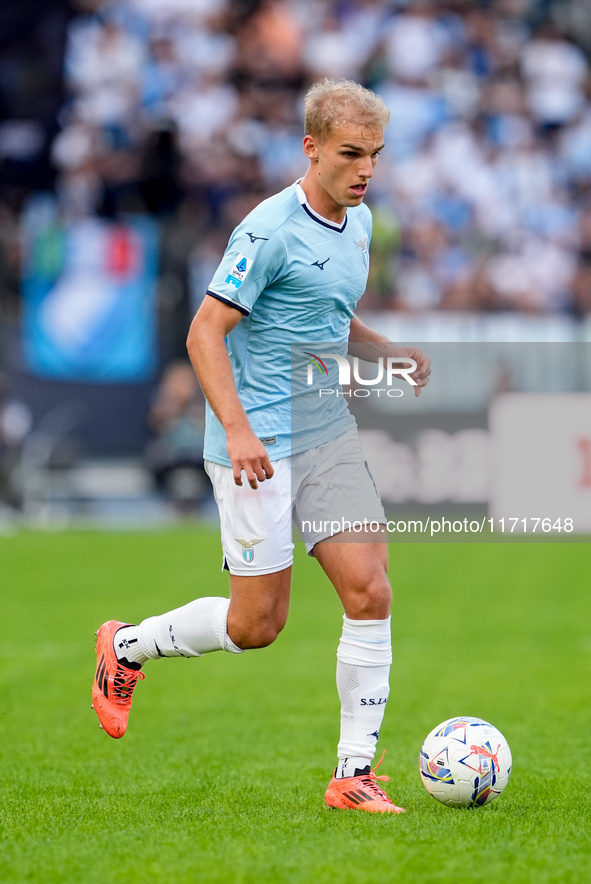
[348,314,431,398]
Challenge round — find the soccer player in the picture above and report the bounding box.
[92,79,431,813]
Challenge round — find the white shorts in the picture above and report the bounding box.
[205,428,386,576]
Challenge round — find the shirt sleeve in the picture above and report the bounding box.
[206,222,286,316]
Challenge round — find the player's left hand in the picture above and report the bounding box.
[403,347,431,397]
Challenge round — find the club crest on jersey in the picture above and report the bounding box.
[235,537,263,563]
[225,254,253,289]
[355,238,369,268]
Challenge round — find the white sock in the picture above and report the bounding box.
[114,597,244,663]
[334,616,392,779]
[114,625,149,666]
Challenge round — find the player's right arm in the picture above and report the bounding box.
[186,297,274,489]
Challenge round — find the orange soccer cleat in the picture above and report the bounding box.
[91,620,145,739]
[325,752,406,814]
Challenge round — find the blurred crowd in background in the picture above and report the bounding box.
[44,0,591,320]
[2,0,591,518]
[2,0,591,342]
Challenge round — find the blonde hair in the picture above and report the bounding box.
[304,79,390,142]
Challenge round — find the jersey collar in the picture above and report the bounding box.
[294,180,348,233]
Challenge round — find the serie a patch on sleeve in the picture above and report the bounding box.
[225,254,253,290]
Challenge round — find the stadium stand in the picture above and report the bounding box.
[48,0,591,324]
[2,0,591,339]
[1,0,591,523]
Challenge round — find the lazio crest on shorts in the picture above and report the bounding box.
[234,537,264,563]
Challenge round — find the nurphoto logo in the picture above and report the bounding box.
[305,352,417,398]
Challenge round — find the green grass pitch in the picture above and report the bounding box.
[1,529,590,884]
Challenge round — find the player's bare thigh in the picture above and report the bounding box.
[227,566,292,650]
[313,531,391,620]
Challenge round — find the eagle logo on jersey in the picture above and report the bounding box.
[355,238,369,268]
[234,537,264,563]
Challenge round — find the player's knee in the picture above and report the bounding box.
[232,614,286,649]
[346,569,391,619]
[249,623,282,649]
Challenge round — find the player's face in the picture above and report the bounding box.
[302,118,384,221]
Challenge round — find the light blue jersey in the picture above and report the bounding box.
[204,181,372,466]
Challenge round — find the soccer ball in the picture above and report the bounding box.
[419,716,512,808]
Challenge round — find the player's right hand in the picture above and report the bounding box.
[226,430,274,489]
